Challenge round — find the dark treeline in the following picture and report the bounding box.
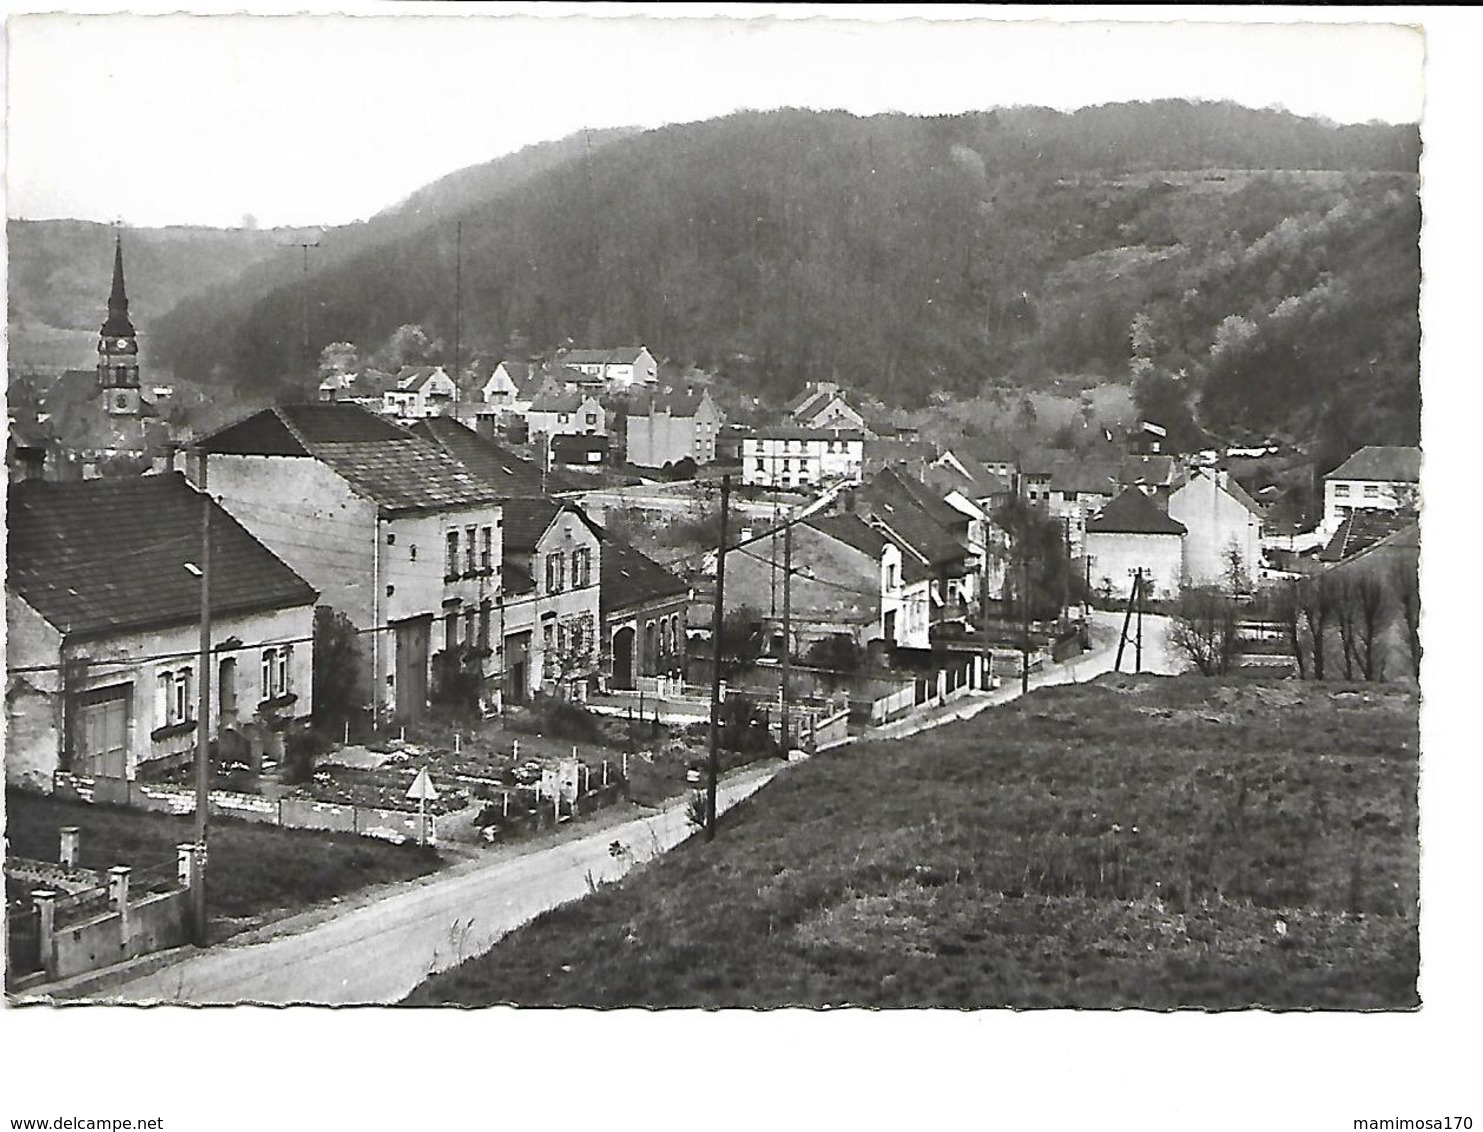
[143,101,1419,450]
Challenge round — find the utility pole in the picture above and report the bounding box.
[191,449,212,946]
[453,220,462,390]
[780,520,792,756]
[1114,570,1138,673]
[1135,567,1145,674]
[1020,550,1031,695]
[296,240,319,379]
[705,474,731,842]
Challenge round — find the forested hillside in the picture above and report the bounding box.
[138,102,1420,452]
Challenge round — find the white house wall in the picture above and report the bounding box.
[1085,532,1184,600]
[1168,473,1262,590]
[5,595,65,791]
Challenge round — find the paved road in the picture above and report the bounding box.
[63,610,1180,1005]
[83,766,779,1005]
[872,611,1182,740]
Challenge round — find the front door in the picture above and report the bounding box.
[79,692,129,779]
[612,626,636,690]
[394,616,432,721]
[503,631,531,705]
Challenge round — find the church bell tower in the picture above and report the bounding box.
[97,235,141,417]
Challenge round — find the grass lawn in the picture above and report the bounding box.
[406,674,1419,1009]
[5,789,441,932]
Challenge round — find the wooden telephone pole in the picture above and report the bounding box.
[705,475,731,842]
[191,450,212,946]
[780,521,792,755]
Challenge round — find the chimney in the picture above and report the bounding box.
[150,441,179,475]
[474,413,497,441]
[82,460,100,481]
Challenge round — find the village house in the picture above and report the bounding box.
[479,359,529,408]
[1321,445,1422,537]
[498,499,604,702]
[742,427,865,490]
[600,540,690,691]
[198,404,507,722]
[806,514,928,650]
[724,515,898,655]
[6,474,318,794]
[526,389,605,439]
[1166,467,1264,591]
[407,416,581,499]
[626,386,725,469]
[784,381,869,433]
[1043,460,1121,554]
[1084,489,1187,601]
[558,346,657,390]
[862,467,984,618]
[382,365,459,419]
[551,433,610,470]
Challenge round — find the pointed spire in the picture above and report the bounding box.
[101,233,136,338]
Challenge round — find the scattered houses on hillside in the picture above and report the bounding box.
[6,474,318,793]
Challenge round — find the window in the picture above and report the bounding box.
[1364,484,1380,498]
[480,526,493,571]
[546,551,566,594]
[573,547,592,588]
[446,609,459,651]
[586,413,598,426]
[755,459,766,472]
[479,600,492,649]
[465,526,477,575]
[157,671,193,727]
[261,647,292,700]
[465,608,477,648]
[446,530,460,576]
[1335,484,1351,498]
[887,563,898,588]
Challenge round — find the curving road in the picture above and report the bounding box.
[81,766,779,1005]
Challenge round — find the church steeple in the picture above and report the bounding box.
[98,233,141,416]
[101,235,136,338]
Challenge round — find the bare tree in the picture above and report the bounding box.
[1300,575,1334,681]
[1332,574,1360,681]
[1353,572,1389,681]
[1271,579,1307,679]
[1168,587,1240,676]
[1390,558,1421,679]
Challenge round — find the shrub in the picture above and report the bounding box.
[281,725,334,785]
[507,695,605,744]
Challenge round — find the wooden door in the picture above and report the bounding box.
[80,695,129,779]
[395,616,431,721]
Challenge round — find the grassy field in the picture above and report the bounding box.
[407,675,1419,1009]
[5,790,441,933]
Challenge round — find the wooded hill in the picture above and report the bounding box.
[24,102,1421,455]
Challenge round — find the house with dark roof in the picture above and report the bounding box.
[742,427,864,489]
[1322,445,1421,537]
[199,403,507,721]
[382,366,458,419]
[626,386,725,469]
[408,416,580,498]
[784,382,868,434]
[551,432,610,469]
[526,389,605,439]
[497,498,605,702]
[1085,489,1188,600]
[557,346,657,389]
[600,540,690,690]
[6,474,318,793]
[1167,467,1264,591]
[724,514,899,653]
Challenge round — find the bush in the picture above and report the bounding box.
[281,725,334,785]
[507,695,605,744]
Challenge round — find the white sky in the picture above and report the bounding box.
[4,6,1426,228]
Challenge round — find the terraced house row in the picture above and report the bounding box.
[5,403,690,797]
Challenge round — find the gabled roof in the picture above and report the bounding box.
[408,417,578,497]
[601,540,688,617]
[529,390,588,414]
[501,498,603,553]
[313,438,506,515]
[395,366,452,392]
[868,466,965,532]
[751,426,865,442]
[201,404,409,456]
[1326,446,1422,483]
[1119,454,1183,489]
[7,474,317,640]
[864,493,966,570]
[1317,509,1417,564]
[561,346,647,367]
[629,386,717,418]
[806,513,889,561]
[1085,489,1187,536]
[1048,460,1122,497]
[487,359,530,385]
